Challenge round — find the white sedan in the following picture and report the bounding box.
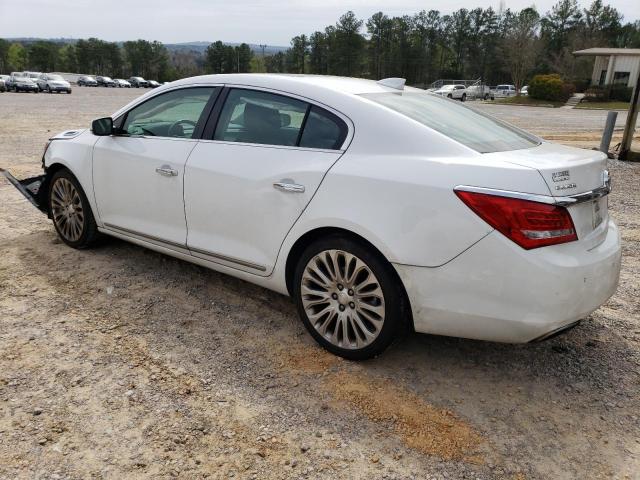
[4,74,621,359]
[432,84,467,101]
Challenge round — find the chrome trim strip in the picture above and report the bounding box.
[103,223,187,250]
[454,180,611,207]
[189,246,267,272]
[454,185,557,204]
[102,222,266,272]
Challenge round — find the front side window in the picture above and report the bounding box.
[122,87,215,138]
[214,89,308,147]
[362,92,539,153]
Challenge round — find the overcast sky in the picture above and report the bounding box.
[1,0,638,46]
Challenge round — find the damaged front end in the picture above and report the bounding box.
[1,169,48,213]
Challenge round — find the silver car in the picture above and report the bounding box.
[0,75,8,92]
[9,73,39,93]
[37,73,72,94]
[113,78,131,88]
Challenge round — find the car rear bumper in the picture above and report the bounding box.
[394,218,621,343]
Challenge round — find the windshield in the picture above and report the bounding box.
[85,76,95,81]
[361,92,540,153]
[102,77,112,81]
[439,85,455,91]
[49,75,64,80]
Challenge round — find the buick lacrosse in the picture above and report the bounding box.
[4,74,621,359]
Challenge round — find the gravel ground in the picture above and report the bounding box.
[0,88,639,479]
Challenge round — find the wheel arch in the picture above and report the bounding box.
[283,226,414,330]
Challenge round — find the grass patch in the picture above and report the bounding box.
[576,101,630,110]
[491,96,564,107]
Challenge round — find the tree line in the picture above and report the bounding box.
[1,0,639,87]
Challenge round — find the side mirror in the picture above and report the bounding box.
[91,117,113,136]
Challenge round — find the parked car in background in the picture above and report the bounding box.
[129,76,149,88]
[493,84,517,97]
[24,71,43,83]
[114,78,131,88]
[520,85,529,96]
[37,73,72,94]
[78,76,98,87]
[433,84,467,101]
[465,84,494,100]
[0,75,8,92]
[6,72,23,90]
[148,80,161,88]
[3,74,621,359]
[97,76,116,87]
[9,73,39,92]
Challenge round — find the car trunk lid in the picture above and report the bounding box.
[487,142,611,248]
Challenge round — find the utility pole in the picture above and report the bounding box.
[619,67,640,160]
[259,44,267,57]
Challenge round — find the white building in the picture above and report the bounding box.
[574,48,640,88]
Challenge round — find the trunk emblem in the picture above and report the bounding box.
[552,170,570,182]
[555,183,577,190]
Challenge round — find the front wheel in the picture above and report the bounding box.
[49,169,99,248]
[461,93,467,102]
[293,235,407,360]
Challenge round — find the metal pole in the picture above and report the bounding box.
[619,67,640,160]
[600,111,617,155]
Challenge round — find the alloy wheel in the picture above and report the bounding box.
[50,177,85,242]
[300,249,385,350]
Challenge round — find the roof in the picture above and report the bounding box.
[573,48,640,57]
[167,73,423,96]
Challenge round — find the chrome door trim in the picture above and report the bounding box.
[273,181,305,193]
[101,223,267,272]
[189,246,267,272]
[103,222,187,250]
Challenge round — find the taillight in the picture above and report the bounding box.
[455,190,577,249]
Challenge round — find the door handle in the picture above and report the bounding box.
[155,165,178,177]
[273,181,305,193]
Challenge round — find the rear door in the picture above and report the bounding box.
[184,87,350,275]
[92,86,218,245]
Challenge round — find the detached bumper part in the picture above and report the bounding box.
[2,169,47,213]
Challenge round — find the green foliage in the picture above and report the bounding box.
[205,41,253,74]
[584,86,608,101]
[7,43,27,71]
[529,74,575,101]
[609,85,633,102]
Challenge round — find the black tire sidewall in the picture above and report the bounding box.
[48,170,97,249]
[292,235,405,360]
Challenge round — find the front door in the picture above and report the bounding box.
[184,87,349,274]
[92,87,217,246]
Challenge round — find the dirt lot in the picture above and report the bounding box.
[1,88,639,479]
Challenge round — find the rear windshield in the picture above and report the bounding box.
[48,75,64,80]
[361,92,539,153]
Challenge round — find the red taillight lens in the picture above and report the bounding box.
[455,190,578,249]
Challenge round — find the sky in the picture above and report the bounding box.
[1,0,638,46]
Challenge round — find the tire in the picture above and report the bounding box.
[447,93,452,98]
[461,93,467,102]
[293,234,408,360]
[48,169,99,249]
[47,85,51,93]
[484,93,489,101]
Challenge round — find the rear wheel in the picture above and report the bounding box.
[49,169,99,249]
[293,235,407,360]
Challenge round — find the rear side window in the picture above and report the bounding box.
[299,106,347,150]
[214,89,307,147]
[213,89,348,150]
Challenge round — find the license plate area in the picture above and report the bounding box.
[591,197,605,230]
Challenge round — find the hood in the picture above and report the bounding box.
[50,81,70,87]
